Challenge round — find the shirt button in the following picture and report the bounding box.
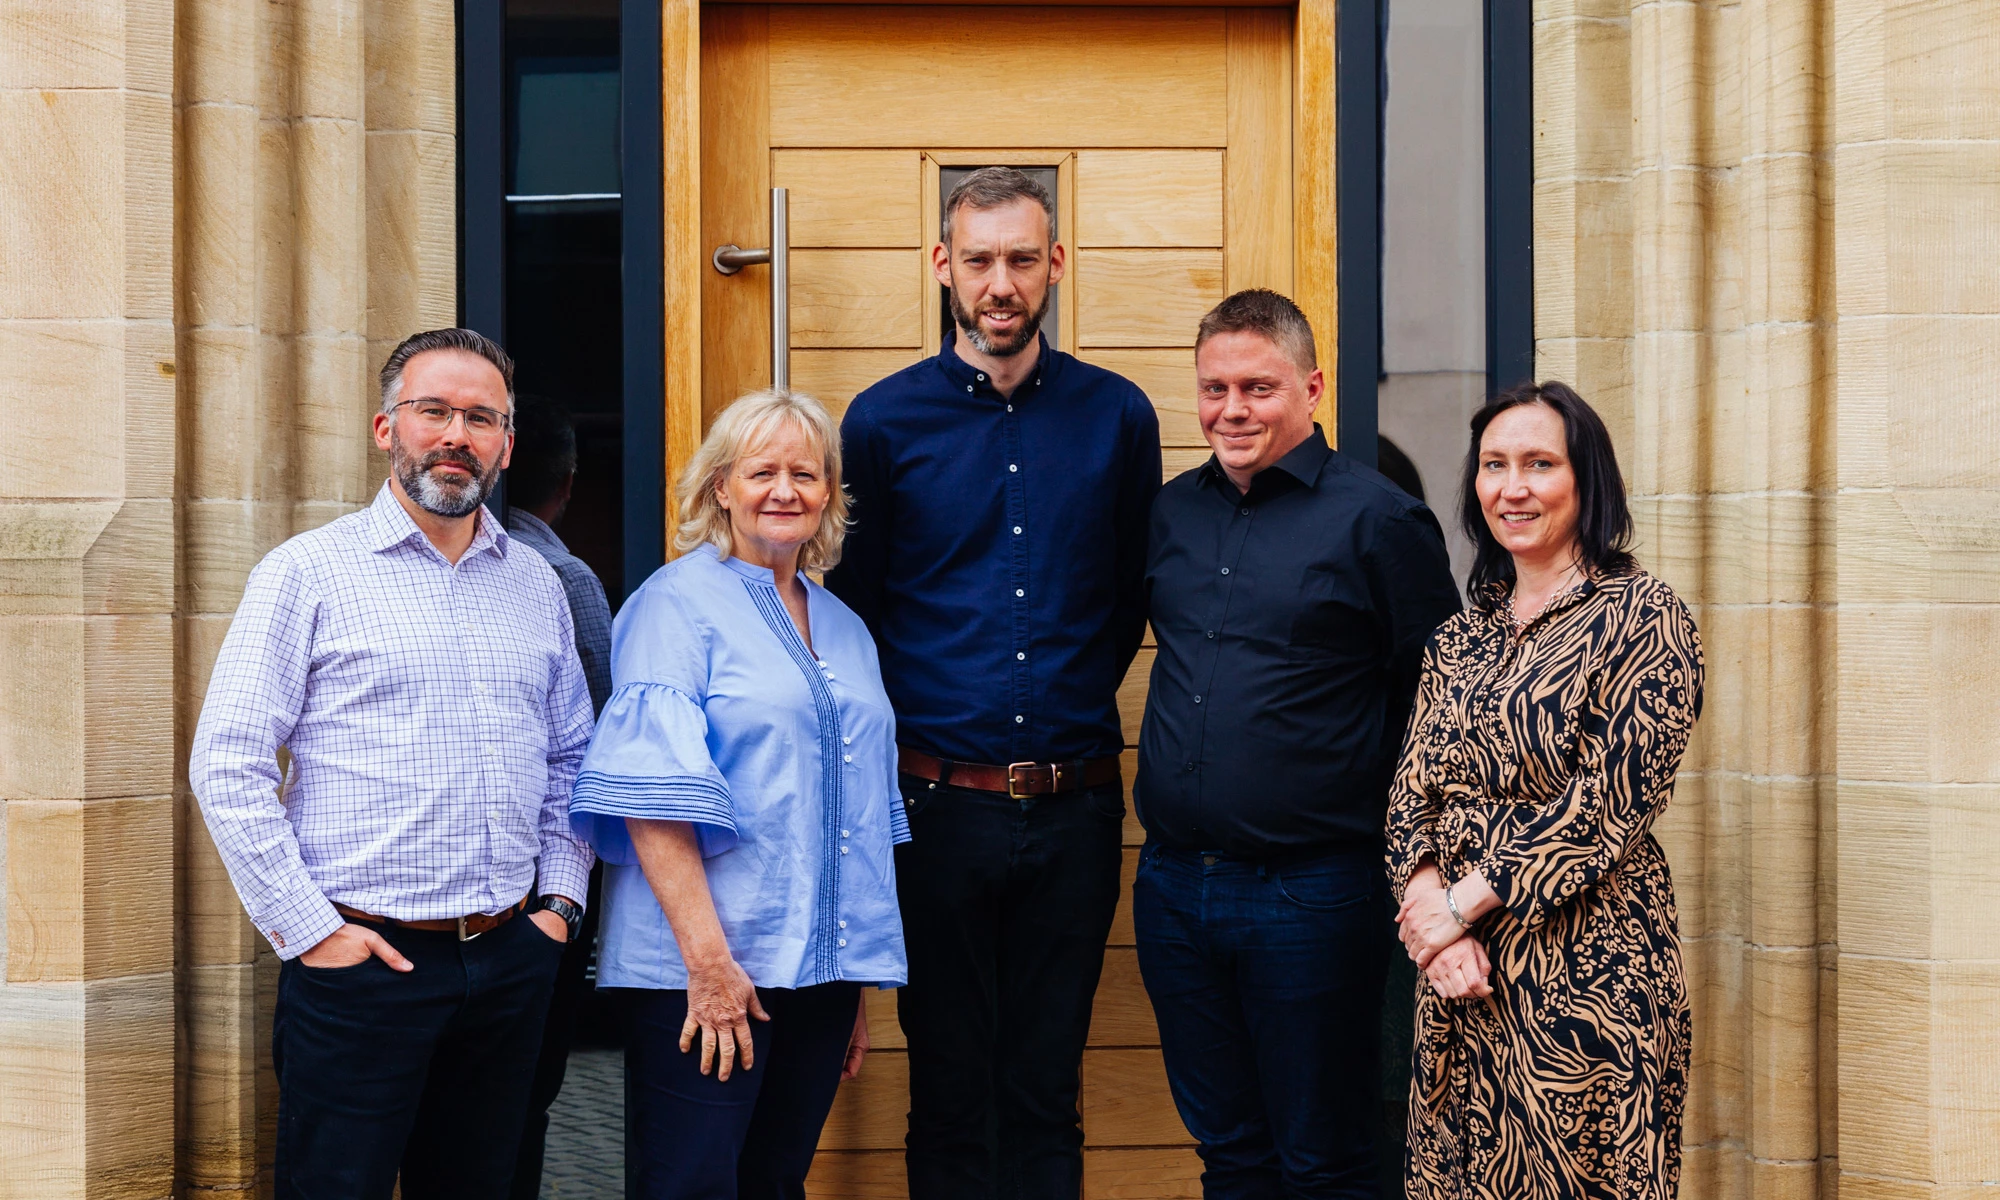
[1240,507,1250,516]
[1220,567,1231,576]
[977,373,987,381]
[842,736,851,745]
[1206,630,1216,639]
[1015,588,1025,598]
[841,829,850,838]
[1015,715,1025,724]
[1007,404,1014,413]
[1016,652,1026,661]
[1194,695,1203,704]
[1184,762,1196,773]
[966,384,974,392]
[838,938,848,947]
[843,754,853,763]
[840,845,850,855]
[1013,526,1022,535]
[839,919,848,929]
[1009,464,1018,473]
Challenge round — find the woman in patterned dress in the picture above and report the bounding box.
[1386,381,1705,1199]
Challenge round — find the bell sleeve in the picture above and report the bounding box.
[1479,579,1705,930]
[1385,632,1450,903]
[569,578,740,864]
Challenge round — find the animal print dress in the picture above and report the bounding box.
[1386,569,1704,1199]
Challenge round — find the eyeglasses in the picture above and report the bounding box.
[391,399,513,435]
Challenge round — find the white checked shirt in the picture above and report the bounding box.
[190,484,597,960]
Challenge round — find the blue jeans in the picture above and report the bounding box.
[1133,844,1388,1200]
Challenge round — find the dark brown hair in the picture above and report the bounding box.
[940,167,1055,247]
[1460,380,1635,607]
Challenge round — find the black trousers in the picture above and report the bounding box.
[512,864,605,1200]
[272,912,566,1200]
[625,981,863,1200]
[894,773,1125,1200]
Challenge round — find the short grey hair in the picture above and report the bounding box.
[1195,289,1318,374]
[378,328,516,414]
[674,389,850,574]
[941,166,1055,247]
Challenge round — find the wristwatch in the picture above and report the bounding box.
[539,894,584,943]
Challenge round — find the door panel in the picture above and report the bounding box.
[697,7,1302,1188]
[767,7,1230,147]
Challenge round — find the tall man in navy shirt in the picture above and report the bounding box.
[826,167,1162,1200]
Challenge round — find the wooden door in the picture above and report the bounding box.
[694,7,1324,1194]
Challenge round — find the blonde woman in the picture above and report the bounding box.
[569,390,908,1200]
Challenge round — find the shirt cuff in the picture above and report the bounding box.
[536,838,595,911]
[253,888,347,962]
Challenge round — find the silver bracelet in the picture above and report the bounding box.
[1444,884,1471,929]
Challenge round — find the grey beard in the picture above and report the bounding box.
[950,285,1050,358]
[391,429,498,518]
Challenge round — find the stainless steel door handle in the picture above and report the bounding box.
[711,187,790,390]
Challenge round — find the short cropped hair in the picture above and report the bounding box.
[1195,289,1318,375]
[941,166,1055,247]
[674,389,849,574]
[379,327,516,414]
[1460,380,1637,607]
[507,394,577,511]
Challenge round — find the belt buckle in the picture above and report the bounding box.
[456,915,483,942]
[1006,761,1043,799]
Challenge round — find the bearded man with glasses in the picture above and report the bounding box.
[190,328,595,1200]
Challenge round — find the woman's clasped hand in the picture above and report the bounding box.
[1396,862,1495,1000]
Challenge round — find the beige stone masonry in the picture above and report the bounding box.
[0,0,453,1195]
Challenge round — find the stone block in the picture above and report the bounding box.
[1931,961,2000,1182]
[0,980,84,1199]
[182,103,261,329]
[290,332,372,504]
[6,800,83,982]
[181,962,261,1189]
[1741,153,1823,325]
[1837,782,1931,960]
[1831,142,1890,317]
[1748,944,1821,1162]
[1632,166,1711,334]
[1930,785,2000,961]
[1886,0,2000,141]
[0,615,84,799]
[80,499,174,618]
[1833,312,1890,487]
[1749,778,1822,948]
[365,0,456,135]
[365,129,426,339]
[182,499,291,614]
[1748,1158,1818,1200]
[1835,606,1928,783]
[0,0,124,90]
[293,118,367,334]
[3,795,172,984]
[1756,604,1826,779]
[119,320,175,498]
[1884,145,2000,317]
[82,970,176,1197]
[1832,491,1927,605]
[293,0,365,121]
[0,320,127,500]
[1742,322,1830,494]
[179,0,259,107]
[1929,606,2000,783]
[1630,329,1707,495]
[121,91,175,323]
[185,327,290,503]
[1838,956,1932,1180]
[81,614,173,799]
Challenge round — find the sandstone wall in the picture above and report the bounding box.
[1537,0,1999,1195]
[0,2,454,1195]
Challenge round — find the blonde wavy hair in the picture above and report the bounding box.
[674,388,850,573]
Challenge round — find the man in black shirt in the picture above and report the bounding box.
[1134,290,1460,1198]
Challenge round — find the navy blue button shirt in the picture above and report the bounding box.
[825,336,1162,765]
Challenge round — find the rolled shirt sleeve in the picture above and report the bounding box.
[188,552,346,960]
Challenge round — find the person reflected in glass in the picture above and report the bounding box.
[568,389,908,1200]
[1386,382,1705,1198]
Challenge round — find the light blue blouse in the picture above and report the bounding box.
[569,544,910,990]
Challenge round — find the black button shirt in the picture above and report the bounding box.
[1136,428,1461,858]
[825,335,1161,764]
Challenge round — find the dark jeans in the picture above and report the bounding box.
[894,773,1125,1200]
[272,911,566,1200]
[1132,844,1389,1200]
[512,865,605,1200]
[625,981,863,1200]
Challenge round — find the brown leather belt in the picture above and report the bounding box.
[899,747,1121,799]
[335,894,531,942]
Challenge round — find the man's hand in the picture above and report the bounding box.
[528,909,570,944]
[682,954,771,1081]
[298,923,414,971]
[841,991,871,1081]
[1425,935,1493,1000]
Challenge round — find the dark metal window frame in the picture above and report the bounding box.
[1485,0,1535,394]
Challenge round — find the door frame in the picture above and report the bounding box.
[645,0,1347,499]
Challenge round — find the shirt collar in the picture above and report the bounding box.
[1198,424,1334,497]
[365,481,509,561]
[936,332,1054,398]
[504,508,565,555]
